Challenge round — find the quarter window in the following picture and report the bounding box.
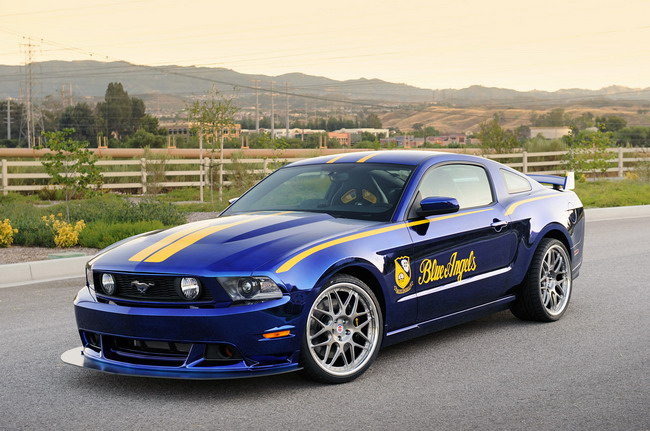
[501,169,532,194]
[418,164,493,209]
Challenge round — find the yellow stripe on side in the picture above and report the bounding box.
[144,212,293,263]
[128,225,208,262]
[356,153,380,163]
[505,194,558,216]
[326,154,347,164]
[276,208,491,273]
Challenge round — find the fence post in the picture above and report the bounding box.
[522,151,528,174]
[140,157,147,195]
[263,159,269,175]
[1,159,7,196]
[618,147,624,178]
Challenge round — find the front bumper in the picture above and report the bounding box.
[62,287,305,379]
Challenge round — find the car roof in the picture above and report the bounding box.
[286,150,488,168]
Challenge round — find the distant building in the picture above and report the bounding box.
[530,127,571,139]
[381,133,469,148]
[328,132,351,146]
[161,122,241,139]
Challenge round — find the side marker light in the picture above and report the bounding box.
[262,330,291,339]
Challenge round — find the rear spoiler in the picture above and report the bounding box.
[528,172,575,191]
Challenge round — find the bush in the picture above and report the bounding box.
[0,195,185,247]
[42,213,86,248]
[79,220,166,249]
[0,219,18,247]
[1,202,53,247]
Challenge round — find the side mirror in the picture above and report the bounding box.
[417,196,460,217]
[228,197,240,204]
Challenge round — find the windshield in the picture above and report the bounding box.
[223,163,414,221]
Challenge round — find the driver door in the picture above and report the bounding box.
[405,163,517,324]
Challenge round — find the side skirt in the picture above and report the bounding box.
[381,295,516,348]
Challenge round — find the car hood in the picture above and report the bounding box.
[91,212,378,275]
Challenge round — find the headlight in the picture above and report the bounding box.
[217,277,283,303]
[86,263,94,291]
[180,277,201,300]
[101,273,116,295]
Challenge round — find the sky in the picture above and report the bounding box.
[1,0,649,91]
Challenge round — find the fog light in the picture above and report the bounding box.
[180,277,201,300]
[101,273,115,295]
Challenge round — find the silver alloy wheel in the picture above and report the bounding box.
[307,282,380,377]
[539,244,571,316]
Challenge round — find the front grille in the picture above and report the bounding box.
[103,335,190,367]
[80,331,244,368]
[94,273,213,302]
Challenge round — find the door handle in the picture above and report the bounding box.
[490,219,508,232]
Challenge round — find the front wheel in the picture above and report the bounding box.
[300,274,383,384]
[511,238,572,322]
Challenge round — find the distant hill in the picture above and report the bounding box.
[1,61,650,111]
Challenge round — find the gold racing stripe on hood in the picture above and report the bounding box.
[142,211,294,263]
[128,224,210,262]
[276,208,492,273]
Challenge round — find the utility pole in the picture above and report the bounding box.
[270,81,275,140]
[285,82,290,139]
[6,99,10,140]
[253,79,260,132]
[20,40,36,149]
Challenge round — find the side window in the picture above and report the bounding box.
[418,164,493,209]
[501,169,532,194]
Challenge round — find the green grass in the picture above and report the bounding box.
[574,180,650,208]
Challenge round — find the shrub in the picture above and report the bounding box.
[79,220,165,249]
[0,219,18,247]
[42,213,86,248]
[1,202,52,247]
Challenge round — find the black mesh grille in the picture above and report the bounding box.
[104,335,190,366]
[95,273,213,302]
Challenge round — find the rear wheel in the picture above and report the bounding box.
[511,238,572,322]
[300,274,383,384]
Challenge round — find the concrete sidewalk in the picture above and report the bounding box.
[1,205,649,288]
[0,255,90,289]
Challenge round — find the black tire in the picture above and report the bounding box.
[511,238,573,322]
[300,274,383,384]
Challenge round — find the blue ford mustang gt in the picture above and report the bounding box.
[62,151,585,383]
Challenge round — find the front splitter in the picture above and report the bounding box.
[61,347,301,380]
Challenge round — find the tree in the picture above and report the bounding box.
[563,130,615,177]
[476,114,518,154]
[96,82,134,139]
[595,115,627,132]
[614,126,650,147]
[41,129,103,213]
[59,103,98,142]
[187,88,239,202]
[130,97,146,134]
[568,112,595,132]
[530,108,569,127]
[363,113,382,128]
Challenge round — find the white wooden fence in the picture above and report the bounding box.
[0,148,647,196]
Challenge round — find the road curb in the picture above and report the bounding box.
[584,205,650,221]
[0,255,91,289]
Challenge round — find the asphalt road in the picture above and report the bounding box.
[1,216,648,431]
